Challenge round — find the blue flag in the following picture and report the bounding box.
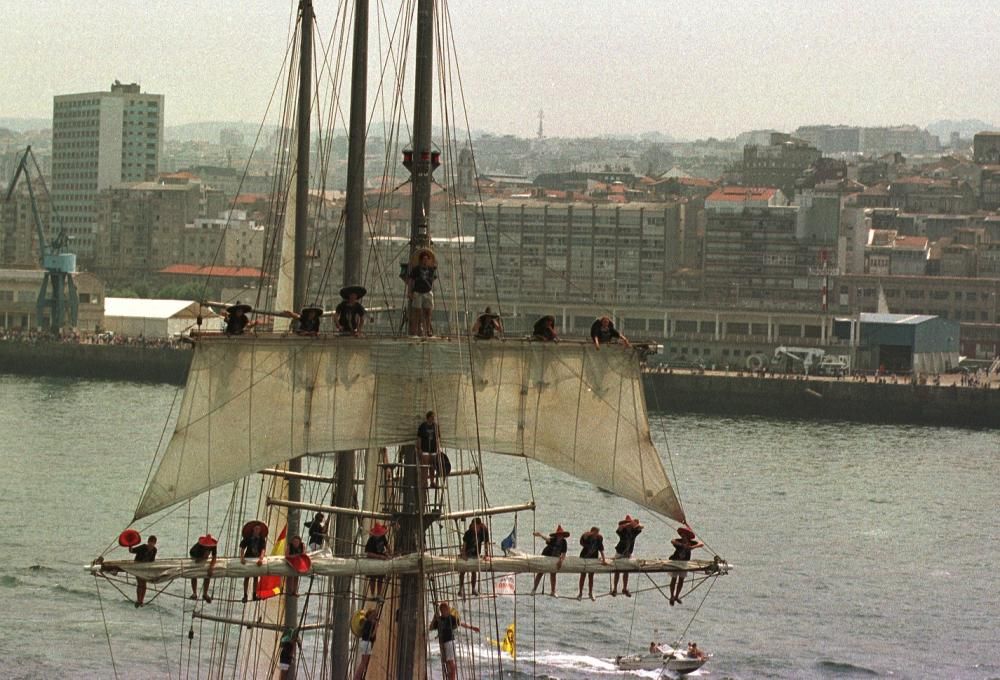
[500,527,516,555]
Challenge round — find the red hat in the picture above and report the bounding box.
[618,515,637,526]
[198,534,218,548]
[550,525,570,538]
[677,526,696,540]
[118,529,141,548]
[370,523,388,537]
[241,520,269,539]
[285,553,312,575]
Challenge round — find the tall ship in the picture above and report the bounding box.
[90,1,729,677]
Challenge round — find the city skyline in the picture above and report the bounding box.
[3,1,998,141]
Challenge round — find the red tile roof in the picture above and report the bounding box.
[159,264,266,278]
[706,186,777,202]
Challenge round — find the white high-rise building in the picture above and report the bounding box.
[51,81,164,259]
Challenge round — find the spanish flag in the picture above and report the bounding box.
[256,526,287,600]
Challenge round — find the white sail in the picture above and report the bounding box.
[135,337,684,522]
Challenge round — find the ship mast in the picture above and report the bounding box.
[395,0,436,676]
[286,0,314,668]
[329,0,369,675]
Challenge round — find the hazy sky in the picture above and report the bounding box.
[3,1,997,140]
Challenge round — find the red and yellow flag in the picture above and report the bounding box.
[256,525,287,600]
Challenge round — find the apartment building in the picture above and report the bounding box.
[51,81,164,260]
[182,210,265,269]
[468,199,689,306]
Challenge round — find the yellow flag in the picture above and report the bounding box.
[499,623,516,658]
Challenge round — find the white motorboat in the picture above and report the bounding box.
[615,646,710,674]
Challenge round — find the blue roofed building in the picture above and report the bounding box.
[834,313,960,374]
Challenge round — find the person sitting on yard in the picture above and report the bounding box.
[531,315,558,342]
[472,307,503,340]
[590,315,629,350]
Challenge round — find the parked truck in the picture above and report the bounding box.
[747,346,850,376]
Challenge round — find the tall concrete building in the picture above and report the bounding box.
[468,199,690,306]
[51,81,164,261]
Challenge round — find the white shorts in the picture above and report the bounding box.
[358,639,373,656]
[412,291,434,310]
[440,639,455,661]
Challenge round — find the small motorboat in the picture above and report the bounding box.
[615,645,710,674]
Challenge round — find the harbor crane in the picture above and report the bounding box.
[3,146,78,331]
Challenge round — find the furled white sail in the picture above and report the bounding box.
[94,553,724,583]
[135,337,684,522]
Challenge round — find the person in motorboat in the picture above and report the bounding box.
[669,526,704,605]
[531,525,569,596]
[687,641,706,660]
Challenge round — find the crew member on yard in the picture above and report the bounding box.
[669,526,704,606]
[590,315,629,350]
[472,307,503,339]
[364,523,391,597]
[407,250,437,336]
[611,515,642,597]
[335,286,367,335]
[223,303,254,335]
[531,525,569,596]
[576,526,606,600]
[458,517,489,597]
[130,535,157,607]
[288,306,324,335]
[240,522,268,602]
[189,534,218,602]
[531,315,558,341]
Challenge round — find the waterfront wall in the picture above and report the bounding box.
[643,371,1000,428]
[0,343,192,385]
[1,343,996,428]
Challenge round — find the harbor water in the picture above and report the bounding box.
[0,375,997,679]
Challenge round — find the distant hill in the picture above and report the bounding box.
[0,117,51,132]
[165,121,273,143]
[927,119,998,139]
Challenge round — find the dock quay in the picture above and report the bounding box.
[1,341,997,428]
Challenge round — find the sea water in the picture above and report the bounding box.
[0,375,997,679]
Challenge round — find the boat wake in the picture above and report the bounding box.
[815,659,880,676]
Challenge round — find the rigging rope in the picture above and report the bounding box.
[93,577,122,680]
